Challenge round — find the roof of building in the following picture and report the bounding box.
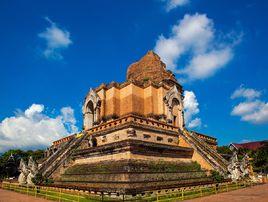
[230,140,268,151]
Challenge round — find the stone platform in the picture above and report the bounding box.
[56,159,211,194]
[73,139,194,161]
[53,139,211,194]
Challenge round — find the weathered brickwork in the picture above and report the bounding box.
[127,51,177,84]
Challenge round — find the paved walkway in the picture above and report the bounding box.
[0,189,51,202]
[185,183,268,202]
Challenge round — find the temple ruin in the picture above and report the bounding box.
[36,51,231,194]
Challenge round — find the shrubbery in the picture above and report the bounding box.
[32,173,54,185]
[210,170,224,183]
[64,160,203,175]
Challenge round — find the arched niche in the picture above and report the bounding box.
[82,89,101,130]
[163,85,184,128]
[84,100,94,129]
[92,138,98,147]
[171,98,180,126]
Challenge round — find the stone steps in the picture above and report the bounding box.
[181,130,228,174]
[190,131,228,168]
[38,138,76,174]
[39,132,87,178]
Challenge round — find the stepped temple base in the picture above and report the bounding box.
[51,139,211,194]
[55,159,211,194]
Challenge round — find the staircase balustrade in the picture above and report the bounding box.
[181,130,228,174]
[38,133,88,178]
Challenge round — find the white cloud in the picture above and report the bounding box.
[154,13,241,81]
[60,107,78,132]
[231,101,262,116]
[184,48,233,79]
[183,90,201,128]
[0,104,78,153]
[231,85,261,100]
[163,0,190,11]
[38,17,72,60]
[25,104,44,118]
[231,87,268,124]
[242,103,268,124]
[232,101,268,124]
[188,118,201,128]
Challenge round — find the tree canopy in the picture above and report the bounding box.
[0,149,44,179]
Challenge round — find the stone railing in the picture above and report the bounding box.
[190,132,228,166]
[88,114,178,134]
[39,137,76,174]
[182,133,221,170]
[39,133,87,178]
[181,130,228,174]
[52,115,179,147]
[53,134,75,146]
[195,133,217,144]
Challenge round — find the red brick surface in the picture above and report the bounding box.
[127,51,177,84]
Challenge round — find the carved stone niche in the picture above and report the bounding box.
[80,137,91,149]
[114,134,120,140]
[168,138,173,143]
[82,89,101,130]
[79,136,98,149]
[163,85,184,129]
[102,135,107,143]
[127,128,137,138]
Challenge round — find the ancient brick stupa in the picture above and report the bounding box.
[38,51,229,194]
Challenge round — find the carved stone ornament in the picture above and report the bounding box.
[240,154,250,178]
[26,157,38,186]
[127,128,137,137]
[163,85,184,128]
[163,85,182,110]
[18,156,38,186]
[18,159,29,185]
[227,151,242,181]
[83,89,101,129]
[82,88,101,114]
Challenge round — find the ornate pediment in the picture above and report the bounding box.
[163,85,182,109]
[82,88,101,114]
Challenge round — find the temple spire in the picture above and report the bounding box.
[126,50,177,84]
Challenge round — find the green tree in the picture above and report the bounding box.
[252,142,268,173]
[210,170,224,183]
[217,146,232,155]
[0,149,44,179]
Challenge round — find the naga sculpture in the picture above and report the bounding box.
[227,152,253,181]
[18,159,29,185]
[18,156,38,186]
[227,151,242,181]
[26,157,38,186]
[240,154,251,178]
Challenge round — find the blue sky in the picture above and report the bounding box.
[0,0,267,152]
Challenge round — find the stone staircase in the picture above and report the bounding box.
[38,132,87,178]
[181,129,228,175]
